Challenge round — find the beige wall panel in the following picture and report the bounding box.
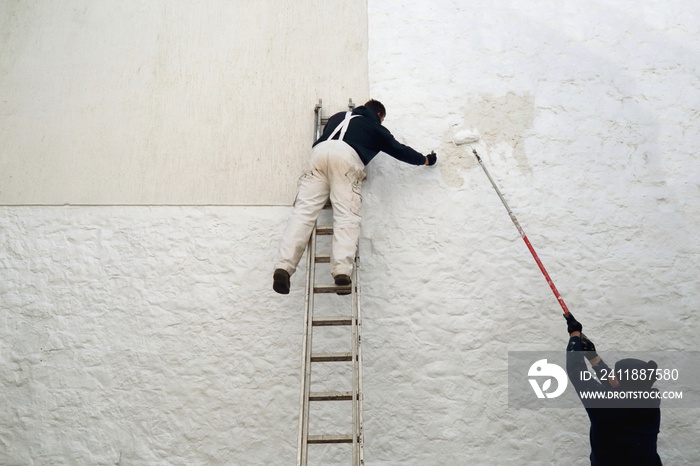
[0,1,368,205]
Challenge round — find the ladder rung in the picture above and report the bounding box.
[308,434,353,444]
[314,284,351,294]
[311,352,353,362]
[310,391,353,401]
[316,226,333,235]
[312,316,352,326]
[315,254,330,263]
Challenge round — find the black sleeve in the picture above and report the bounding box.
[378,126,426,166]
[566,336,605,394]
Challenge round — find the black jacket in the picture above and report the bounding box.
[314,106,426,166]
[566,336,662,465]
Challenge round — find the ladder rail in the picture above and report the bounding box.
[314,99,323,141]
[296,227,317,466]
[351,255,362,464]
[297,99,323,465]
[354,254,365,465]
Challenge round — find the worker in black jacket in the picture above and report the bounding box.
[564,312,662,465]
[273,99,436,294]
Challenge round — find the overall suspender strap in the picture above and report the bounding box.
[328,111,361,141]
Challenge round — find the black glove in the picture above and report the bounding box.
[563,312,583,334]
[580,334,598,361]
[425,151,437,166]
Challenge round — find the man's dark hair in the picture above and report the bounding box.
[364,99,386,119]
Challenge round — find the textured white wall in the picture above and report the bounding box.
[1,1,699,465]
[363,0,699,464]
[0,1,367,205]
[1,206,301,464]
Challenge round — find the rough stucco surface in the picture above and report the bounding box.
[1,207,300,464]
[363,1,699,464]
[1,1,700,465]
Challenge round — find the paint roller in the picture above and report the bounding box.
[452,128,481,146]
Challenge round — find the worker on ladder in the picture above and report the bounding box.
[273,99,437,294]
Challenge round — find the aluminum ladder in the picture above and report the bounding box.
[297,99,364,466]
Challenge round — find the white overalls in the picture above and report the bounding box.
[275,112,366,278]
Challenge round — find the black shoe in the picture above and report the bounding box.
[334,274,351,295]
[273,269,290,295]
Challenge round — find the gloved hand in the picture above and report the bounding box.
[425,151,437,166]
[563,312,583,334]
[580,334,599,361]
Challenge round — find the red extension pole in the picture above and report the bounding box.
[473,149,571,316]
